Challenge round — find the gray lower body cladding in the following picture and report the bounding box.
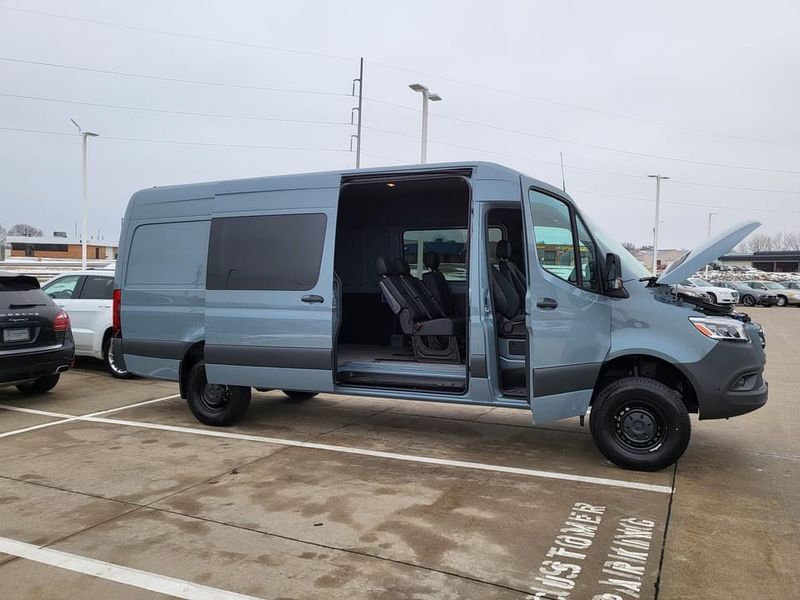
[683,337,768,420]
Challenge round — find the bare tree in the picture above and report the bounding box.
[783,232,800,250]
[743,232,773,253]
[0,223,6,241]
[621,241,637,252]
[7,223,43,237]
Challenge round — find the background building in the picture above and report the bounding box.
[719,251,800,273]
[6,233,118,260]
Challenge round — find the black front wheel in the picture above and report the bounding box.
[186,360,251,426]
[590,377,690,471]
[741,295,756,307]
[777,296,788,307]
[282,390,318,402]
[17,374,61,395]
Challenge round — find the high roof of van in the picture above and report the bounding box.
[130,161,548,203]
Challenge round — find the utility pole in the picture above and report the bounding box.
[71,119,99,270]
[409,83,442,163]
[705,212,718,276]
[648,174,669,275]
[350,57,363,168]
[560,152,566,192]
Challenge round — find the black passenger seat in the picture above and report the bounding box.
[422,251,457,316]
[376,257,464,361]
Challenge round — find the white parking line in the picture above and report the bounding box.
[0,404,673,494]
[0,536,264,600]
[0,394,179,439]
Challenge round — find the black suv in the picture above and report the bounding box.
[0,271,74,394]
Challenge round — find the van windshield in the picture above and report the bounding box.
[581,215,651,281]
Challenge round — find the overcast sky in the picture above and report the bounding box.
[1,0,799,248]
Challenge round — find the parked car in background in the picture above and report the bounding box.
[742,280,800,307]
[712,281,778,307]
[679,278,738,305]
[780,281,800,291]
[0,271,74,393]
[42,270,131,378]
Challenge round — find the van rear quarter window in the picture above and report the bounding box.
[207,213,327,291]
[126,221,209,286]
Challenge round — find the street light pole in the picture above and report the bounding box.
[71,119,99,270]
[648,174,669,275]
[409,83,442,163]
[705,212,719,276]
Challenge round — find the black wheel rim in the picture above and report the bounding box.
[612,403,666,452]
[199,383,232,413]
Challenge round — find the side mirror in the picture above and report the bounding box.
[604,253,629,298]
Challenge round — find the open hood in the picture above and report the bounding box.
[656,220,761,285]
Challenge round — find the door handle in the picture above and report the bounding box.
[536,297,558,309]
[301,295,324,304]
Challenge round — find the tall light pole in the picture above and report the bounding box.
[705,212,719,276]
[409,83,442,163]
[71,119,99,270]
[648,174,669,275]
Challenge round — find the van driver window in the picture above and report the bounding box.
[529,189,597,291]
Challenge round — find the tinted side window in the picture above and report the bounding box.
[80,275,114,300]
[207,213,327,291]
[403,228,502,280]
[529,189,599,292]
[126,221,209,286]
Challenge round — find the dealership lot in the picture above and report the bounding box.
[0,308,796,599]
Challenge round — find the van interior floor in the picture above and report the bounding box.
[336,344,467,392]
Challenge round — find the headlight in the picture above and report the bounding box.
[689,316,750,342]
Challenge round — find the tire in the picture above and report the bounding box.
[776,295,788,307]
[590,377,690,471]
[16,374,60,395]
[741,295,756,307]
[103,335,133,379]
[282,390,318,402]
[186,360,251,426]
[707,293,717,304]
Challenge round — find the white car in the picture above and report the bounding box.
[41,270,131,378]
[680,277,739,305]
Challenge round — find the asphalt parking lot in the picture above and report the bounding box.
[0,307,796,599]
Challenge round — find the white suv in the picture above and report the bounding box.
[42,270,131,378]
[680,277,739,305]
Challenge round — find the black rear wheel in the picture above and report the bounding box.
[103,334,133,379]
[16,374,60,395]
[282,390,318,402]
[590,377,690,471]
[186,360,250,426]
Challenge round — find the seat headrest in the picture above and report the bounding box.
[423,251,440,270]
[392,258,411,276]
[376,256,392,276]
[496,240,512,260]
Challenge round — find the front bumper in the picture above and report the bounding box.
[0,341,74,385]
[683,327,768,420]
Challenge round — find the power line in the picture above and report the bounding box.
[0,91,351,126]
[0,125,352,153]
[3,4,796,151]
[0,57,351,98]
[362,129,800,195]
[0,6,355,62]
[365,62,800,152]
[573,189,800,214]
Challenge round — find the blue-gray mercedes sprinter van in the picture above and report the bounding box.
[113,162,767,471]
